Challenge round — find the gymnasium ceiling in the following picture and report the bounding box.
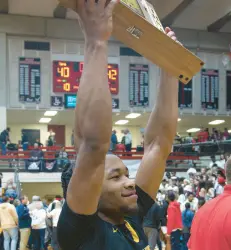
[0,0,231,33]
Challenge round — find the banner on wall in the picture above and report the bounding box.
[19,57,41,103]
[178,79,193,108]
[201,69,219,110]
[129,64,149,107]
[226,71,231,110]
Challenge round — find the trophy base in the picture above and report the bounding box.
[113,2,204,84]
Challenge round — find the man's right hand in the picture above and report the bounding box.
[61,0,118,43]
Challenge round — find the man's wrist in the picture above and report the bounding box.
[85,39,107,49]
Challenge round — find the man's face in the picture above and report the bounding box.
[99,155,138,215]
[201,168,206,174]
[22,197,28,205]
[194,179,199,186]
[188,194,194,202]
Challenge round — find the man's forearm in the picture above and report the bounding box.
[144,70,178,152]
[75,41,112,150]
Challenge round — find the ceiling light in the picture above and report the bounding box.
[178,118,181,122]
[125,113,141,119]
[39,118,51,123]
[186,128,200,133]
[208,120,225,125]
[44,111,58,117]
[115,120,129,125]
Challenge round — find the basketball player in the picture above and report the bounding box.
[57,0,179,249]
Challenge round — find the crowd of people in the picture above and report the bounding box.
[0,152,228,250]
[0,194,63,250]
[143,161,227,250]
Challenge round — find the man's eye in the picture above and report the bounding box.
[112,175,120,180]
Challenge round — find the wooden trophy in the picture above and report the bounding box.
[58,0,204,84]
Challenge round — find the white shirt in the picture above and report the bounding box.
[48,208,62,227]
[180,198,198,212]
[30,209,47,229]
[215,184,224,196]
[125,133,132,145]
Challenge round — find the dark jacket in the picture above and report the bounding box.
[16,204,31,229]
[143,203,161,229]
[0,130,9,143]
[160,200,169,226]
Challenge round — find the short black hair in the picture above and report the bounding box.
[167,191,175,201]
[185,202,191,210]
[19,196,27,202]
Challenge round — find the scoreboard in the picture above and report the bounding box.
[201,69,219,110]
[53,61,119,94]
[129,64,149,107]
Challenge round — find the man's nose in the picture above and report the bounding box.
[124,179,135,190]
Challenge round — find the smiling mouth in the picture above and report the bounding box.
[122,191,137,198]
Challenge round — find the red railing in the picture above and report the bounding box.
[0,146,199,161]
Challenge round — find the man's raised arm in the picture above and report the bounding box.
[66,0,117,215]
[136,28,179,199]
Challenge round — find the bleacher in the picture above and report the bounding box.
[0,140,226,172]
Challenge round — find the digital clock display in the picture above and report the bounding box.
[53,61,119,94]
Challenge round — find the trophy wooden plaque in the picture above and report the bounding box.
[58,0,204,84]
[112,0,204,84]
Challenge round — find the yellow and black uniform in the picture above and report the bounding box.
[57,186,154,250]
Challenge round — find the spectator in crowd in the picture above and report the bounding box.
[185,133,193,143]
[166,191,182,250]
[223,128,230,140]
[21,131,29,151]
[4,179,17,200]
[0,196,18,250]
[181,192,198,212]
[30,143,44,159]
[71,129,74,146]
[197,127,208,142]
[47,131,55,147]
[30,201,47,250]
[16,196,31,250]
[110,130,118,151]
[181,203,194,250]
[124,128,132,152]
[214,176,226,196]
[47,201,62,250]
[0,127,10,155]
[56,147,69,169]
[47,195,63,212]
[198,197,206,209]
[143,202,162,250]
